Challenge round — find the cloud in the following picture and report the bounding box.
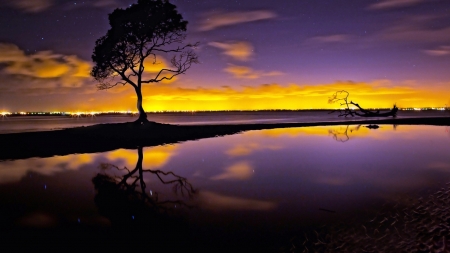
[4,0,53,13]
[379,16,450,43]
[199,10,276,31]
[0,43,93,96]
[209,41,254,61]
[423,46,450,56]
[307,34,353,43]
[368,0,424,10]
[224,65,284,79]
[3,0,123,13]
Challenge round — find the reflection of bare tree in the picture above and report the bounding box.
[328,125,362,142]
[92,146,196,231]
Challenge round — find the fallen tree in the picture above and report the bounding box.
[328,90,398,117]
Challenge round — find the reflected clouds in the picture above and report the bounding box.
[211,161,253,180]
[104,145,178,170]
[198,191,276,211]
[0,153,94,184]
[225,143,282,157]
[0,145,178,184]
[17,213,57,227]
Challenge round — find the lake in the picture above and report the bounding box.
[0,110,449,134]
[1,124,449,251]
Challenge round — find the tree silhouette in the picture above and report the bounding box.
[328,90,398,118]
[91,0,199,124]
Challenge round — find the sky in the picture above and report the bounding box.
[0,0,449,112]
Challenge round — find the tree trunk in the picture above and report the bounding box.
[135,86,149,124]
[350,102,398,117]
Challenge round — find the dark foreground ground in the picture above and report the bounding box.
[1,117,449,161]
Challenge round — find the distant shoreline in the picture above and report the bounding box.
[1,107,449,117]
[1,116,449,161]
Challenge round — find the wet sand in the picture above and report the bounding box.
[0,116,449,161]
[284,183,450,253]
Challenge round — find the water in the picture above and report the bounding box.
[0,110,448,134]
[1,125,449,250]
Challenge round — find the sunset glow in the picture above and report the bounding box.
[0,0,449,112]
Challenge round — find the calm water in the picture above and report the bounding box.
[0,110,449,133]
[1,125,449,250]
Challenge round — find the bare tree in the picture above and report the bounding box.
[328,90,398,118]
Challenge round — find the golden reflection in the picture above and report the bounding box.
[211,161,253,180]
[225,143,281,157]
[0,145,177,184]
[256,127,331,138]
[198,191,276,211]
[252,125,398,141]
[329,125,364,142]
[104,145,177,170]
[0,154,94,184]
[17,213,57,227]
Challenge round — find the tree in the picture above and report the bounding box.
[91,0,199,124]
[328,90,398,118]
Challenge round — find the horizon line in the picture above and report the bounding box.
[1,107,449,116]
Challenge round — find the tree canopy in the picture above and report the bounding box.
[91,0,198,123]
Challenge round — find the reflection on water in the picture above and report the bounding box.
[0,125,450,250]
[93,146,196,214]
[91,147,196,249]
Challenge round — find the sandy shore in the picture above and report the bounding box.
[0,116,449,161]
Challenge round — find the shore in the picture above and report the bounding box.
[1,116,449,161]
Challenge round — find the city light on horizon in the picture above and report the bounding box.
[0,0,449,115]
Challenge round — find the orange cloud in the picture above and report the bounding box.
[224,65,284,79]
[0,43,92,89]
[199,10,276,31]
[209,41,254,61]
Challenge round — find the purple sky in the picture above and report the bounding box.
[0,0,449,111]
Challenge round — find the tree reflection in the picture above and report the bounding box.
[328,125,362,142]
[91,146,196,248]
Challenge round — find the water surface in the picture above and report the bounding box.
[0,110,448,133]
[0,125,449,250]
